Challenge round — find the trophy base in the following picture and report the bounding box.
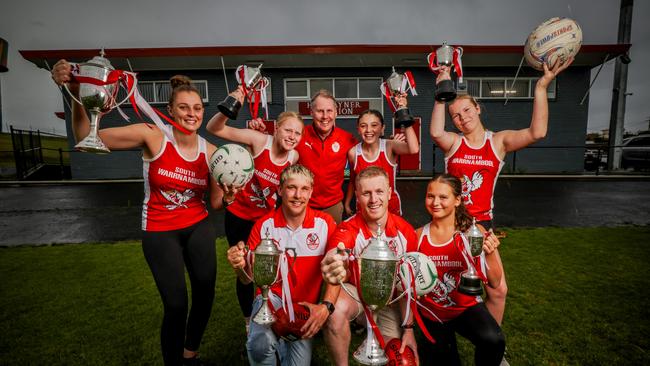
[458,275,483,296]
[217,95,242,120]
[252,300,276,326]
[394,108,415,129]
[435,79,457,102]
[353,338,389,366]
[75,136,110,154]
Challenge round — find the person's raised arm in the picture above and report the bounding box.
[51,59,158,152]
[390,93,420,157]
[205,87,267,150]
[344,149,356,216]
[429,66,459,154]
[497,57,574,154]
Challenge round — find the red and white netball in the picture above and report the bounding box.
[385,338,417,366]
[396,252,438,297]
[270,304,310,341]
[524,17,582,71]
[209,143,254,186]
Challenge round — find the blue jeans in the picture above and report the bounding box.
[246,295,313,366]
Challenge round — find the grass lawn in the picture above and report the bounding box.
[1,227,649,365]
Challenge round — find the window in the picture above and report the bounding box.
[118,80,210,104]
[462,77,556,100]
[284,77,383,118]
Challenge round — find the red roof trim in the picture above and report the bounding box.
[19,44,630,59]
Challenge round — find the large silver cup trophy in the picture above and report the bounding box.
[63,50,135,154]
[248,230,296,325]
[458,218,484,296]
[383,67,415,130]
[352,226,398,366]
[428,41,463,102]
[218,64,267,120]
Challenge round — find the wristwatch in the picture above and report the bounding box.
[222,197,234,207]
[320,300,335,315]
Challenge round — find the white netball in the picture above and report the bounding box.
[209,144,254,186]
[396,252,438,297]
[524,17,582,71]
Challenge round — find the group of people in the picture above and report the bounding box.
[51,55,572,365]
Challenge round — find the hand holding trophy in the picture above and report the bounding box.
[381,68,418,130]
[458,218,485,296]
[61,50,137,153]
[427,41,464,102]
[218,64,269,120]
[238,229,297,325]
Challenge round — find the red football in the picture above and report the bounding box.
[385,338,417,366]
[271,304,310,341]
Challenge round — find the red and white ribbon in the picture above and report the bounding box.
[236,66,269,120]
[70,64,191,139]
[427,46,464,83]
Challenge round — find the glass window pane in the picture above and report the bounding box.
[157,83,172,103]
[335,79,357,98]
[310,79,333,97]
[466,79,480,97]
[359,78,382,98]
[286,80,307,97]
[505,79,529,98]
[138,82,155,103]
[192,82,207,100]
[482,79,505,98]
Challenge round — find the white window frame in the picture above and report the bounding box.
[284,77,384,119]
[134,80,210,104]
[463,77,556,100]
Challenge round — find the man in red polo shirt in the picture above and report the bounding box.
[295,90,357,223]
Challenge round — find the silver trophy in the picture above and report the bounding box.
[248,230,296,325]
[218,64,267,120]
[458,218,484,296]
[429,41,461,102]
[352,225,398,366]
[384,68,415,130]
[64,50,134,154]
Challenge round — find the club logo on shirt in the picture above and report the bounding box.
[306,233,320,250]
[460,171,484,206]
[332,142,340,153]
[160,188,196,210]
[430,273,458,308]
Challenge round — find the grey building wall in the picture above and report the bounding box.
[65,65,590,179]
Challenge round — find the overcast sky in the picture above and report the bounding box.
[1,0,648,136]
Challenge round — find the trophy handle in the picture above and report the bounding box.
[240,245,254,284]
[336,247,362,304]
[63,83,85,107]
[113,72,138,108]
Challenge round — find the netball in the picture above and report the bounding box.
[209,143,255,186]
[524,17,582,70]
[397,252,438,297]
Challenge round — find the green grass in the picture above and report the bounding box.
[0,132,70,168]
[1,227,649,365]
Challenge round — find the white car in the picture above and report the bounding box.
[621,134,650,171]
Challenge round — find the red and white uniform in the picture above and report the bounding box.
[329,213,418,287]
[228,136,296,221]
[351,139,402,215]
[445,131,504,221]
[296,125,356,209]
[416,224,487,322]
[247,207,337,304]
[142,126,210,231]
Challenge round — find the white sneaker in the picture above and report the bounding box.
[500,356,510,366]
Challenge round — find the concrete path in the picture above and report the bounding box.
[1,177,649,246]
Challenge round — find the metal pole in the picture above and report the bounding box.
[607,0,633,170]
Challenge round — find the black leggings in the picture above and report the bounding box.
[419,302,505,366]
[142,217,216,366]
[224,209,256,318]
